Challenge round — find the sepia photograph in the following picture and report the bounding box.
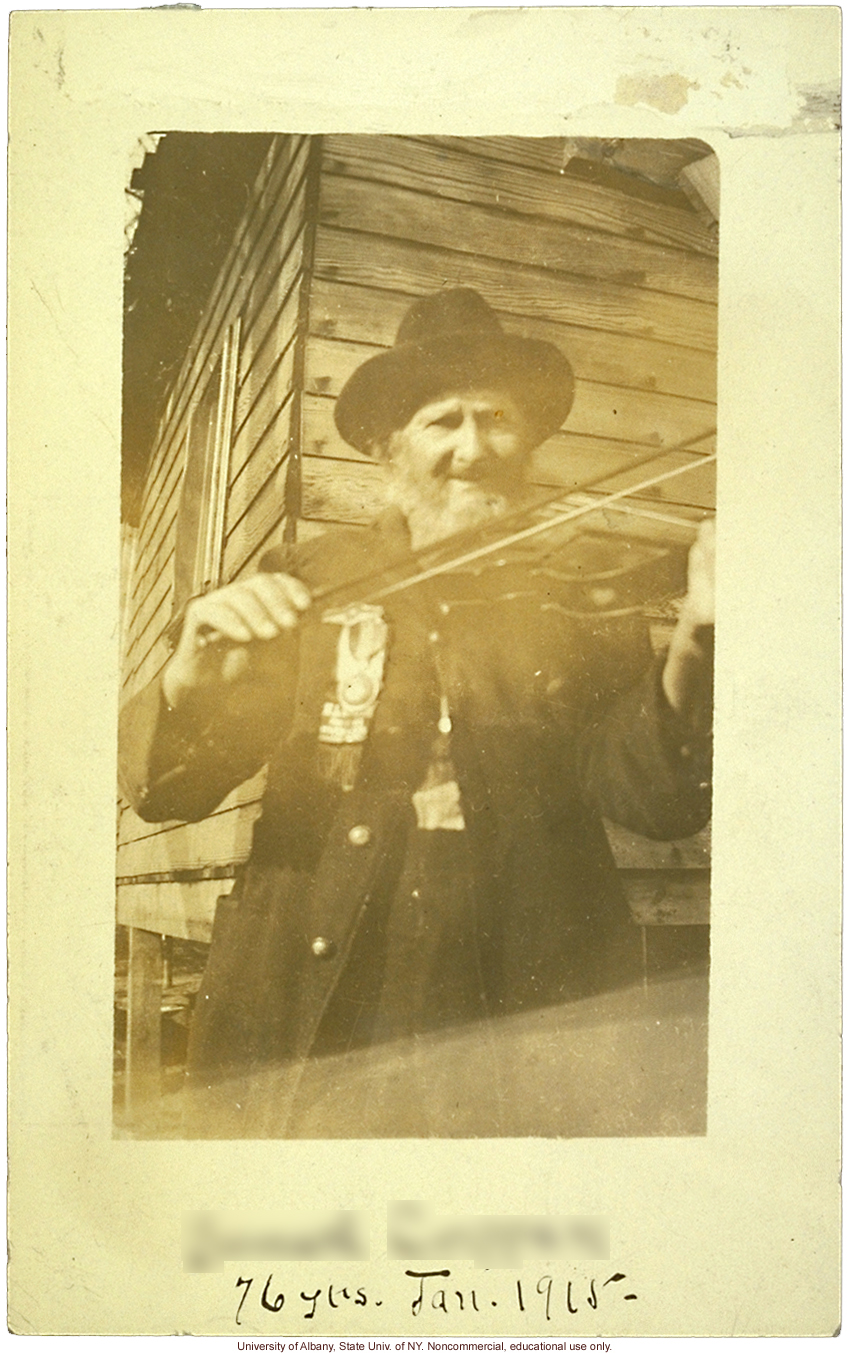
[115,133,718,1140]
[9,5,840,1337]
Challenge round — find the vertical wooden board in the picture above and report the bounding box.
[125,927,163,1111]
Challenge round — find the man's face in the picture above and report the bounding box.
[383,389,534,548]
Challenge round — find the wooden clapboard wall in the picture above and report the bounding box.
[298,134,716,533]
[117,132,319,939]
[117,133,717,942]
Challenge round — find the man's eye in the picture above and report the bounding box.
[428,411,463,430]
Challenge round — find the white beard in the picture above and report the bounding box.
[386,475,516,550]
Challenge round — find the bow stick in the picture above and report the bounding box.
[360,452,716,606]
[191,426,716,646]
[307,427,717,613]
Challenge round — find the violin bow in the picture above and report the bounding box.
[309,426,717,612]
[187,425,716,648]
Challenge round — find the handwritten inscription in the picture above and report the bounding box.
[233,1270,637,1327]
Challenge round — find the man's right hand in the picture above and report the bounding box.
[162,572,312,710]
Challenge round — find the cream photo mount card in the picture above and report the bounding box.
[8,6,841,1338]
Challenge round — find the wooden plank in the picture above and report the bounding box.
[229,518,290,582]
[127,162,303,662]
[127,549,174,650]
[232,320,298,477]
[679,153,720,226]
[125,566,173,672]
[593,138,712,188]
[123,635,171,701]
[125,927,163,1111]
[132,505,178,625]
[238,138,311,347]
[117,880,226,943]
[301,455,389,526]
[134,436,184,579]
[118,770,268,847]
[141,137,309,499]
[324,135,718,256]
[298,444,714,534]
[319,173,717,305]
[117,801,262,876]
[138,138,303,510]
[303,335,714,452]
[223,457,288,580]
[414,137,718,253]
[620,870,711,926]
[301,392,715,510]
[314,228,717,351]
[568,381,714,449]
[295,517,363,547]
[129,510,177,629]
[227,394,295,537]
[308,279,716,404]
[532,437,716,511]
[605,819,710,870]
[235,231,304,410]
[132,507,178,618]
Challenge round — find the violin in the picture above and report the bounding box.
[183,427,716,649]
[305,428,716,622]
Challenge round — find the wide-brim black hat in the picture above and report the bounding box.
[334,288,575,455]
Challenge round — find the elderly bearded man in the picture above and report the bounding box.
[119,289,714,1137]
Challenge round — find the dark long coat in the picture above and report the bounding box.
[119,511,711,1135]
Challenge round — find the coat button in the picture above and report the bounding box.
[347,824,371,847]
[311,936,336,959]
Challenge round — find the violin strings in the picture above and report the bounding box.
[309,423,716,609]
[568,496,713,531]
[191,425,717,649]
[367,451,717,604]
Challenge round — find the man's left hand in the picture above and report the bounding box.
[662,518,715,721]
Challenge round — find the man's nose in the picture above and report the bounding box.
[451,414,487,468]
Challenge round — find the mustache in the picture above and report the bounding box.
[435,452,514,484]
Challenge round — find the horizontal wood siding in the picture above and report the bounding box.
[300,135,716,533]
[118,132,312,916]
[117,879,228,943]
[323,136,718,256]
